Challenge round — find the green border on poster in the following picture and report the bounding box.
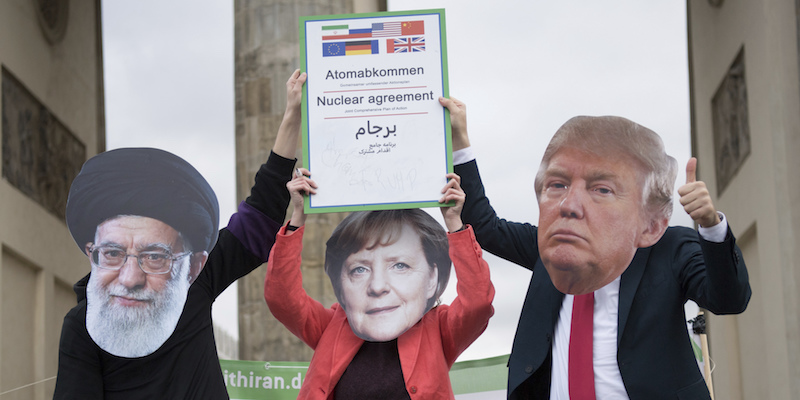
[298,9,452,214]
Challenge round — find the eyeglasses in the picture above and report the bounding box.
[88,245,191,275]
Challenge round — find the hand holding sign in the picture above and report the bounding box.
[439,97,469,151]
[287,168,317,227]
[439,172,466,232]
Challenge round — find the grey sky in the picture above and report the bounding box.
[102,0,693,362]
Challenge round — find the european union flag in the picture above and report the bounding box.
[323,42,345,57]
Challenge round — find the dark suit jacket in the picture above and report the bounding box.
[455,160,751,400]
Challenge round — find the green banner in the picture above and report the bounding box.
[221,360,309,400]
[221,354,509,399]
[449,354,509,395]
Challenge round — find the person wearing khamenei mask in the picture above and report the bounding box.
[53,70,307,399]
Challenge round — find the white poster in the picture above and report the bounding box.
[300,9,452,213]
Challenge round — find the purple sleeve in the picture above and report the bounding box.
[226,201,282,262]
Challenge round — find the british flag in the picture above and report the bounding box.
[387,36,425,53]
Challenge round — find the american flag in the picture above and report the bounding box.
[387,36,425,53]
[371,22,402,37]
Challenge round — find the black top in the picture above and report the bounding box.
[334,340,411,400]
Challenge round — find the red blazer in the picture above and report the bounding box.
[265,225,495,400]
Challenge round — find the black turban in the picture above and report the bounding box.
[66,148,219,254]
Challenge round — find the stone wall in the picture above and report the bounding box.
[0,1,104,398]
[234,0,385,362]
[687,0,800,397]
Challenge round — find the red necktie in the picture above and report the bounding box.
[569,292,596,400]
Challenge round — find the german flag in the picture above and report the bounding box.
[345,40,378,56]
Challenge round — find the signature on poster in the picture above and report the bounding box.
[347,166,418,192]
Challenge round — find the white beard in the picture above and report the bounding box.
[86,264,191,358]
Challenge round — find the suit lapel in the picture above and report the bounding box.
[617,247,651,344]
[535,267,564,327]
[508,261,562,395]
[521,261,562,342]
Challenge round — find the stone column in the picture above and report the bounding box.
[234,0,384,362]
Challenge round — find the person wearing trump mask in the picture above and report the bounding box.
[439,96,751,399]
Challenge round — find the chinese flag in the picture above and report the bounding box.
[401,21,424,35]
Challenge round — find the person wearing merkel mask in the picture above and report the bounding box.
[265,171,495,399]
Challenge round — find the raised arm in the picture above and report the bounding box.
[677,157,750,313]
[205,71,305,295]
[440,97,541,271]
[241,69,307,227]
[273,70,307,159]
[264,170,332,348]
[437,172,495,363]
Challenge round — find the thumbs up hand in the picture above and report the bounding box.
[678,157,721,227]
